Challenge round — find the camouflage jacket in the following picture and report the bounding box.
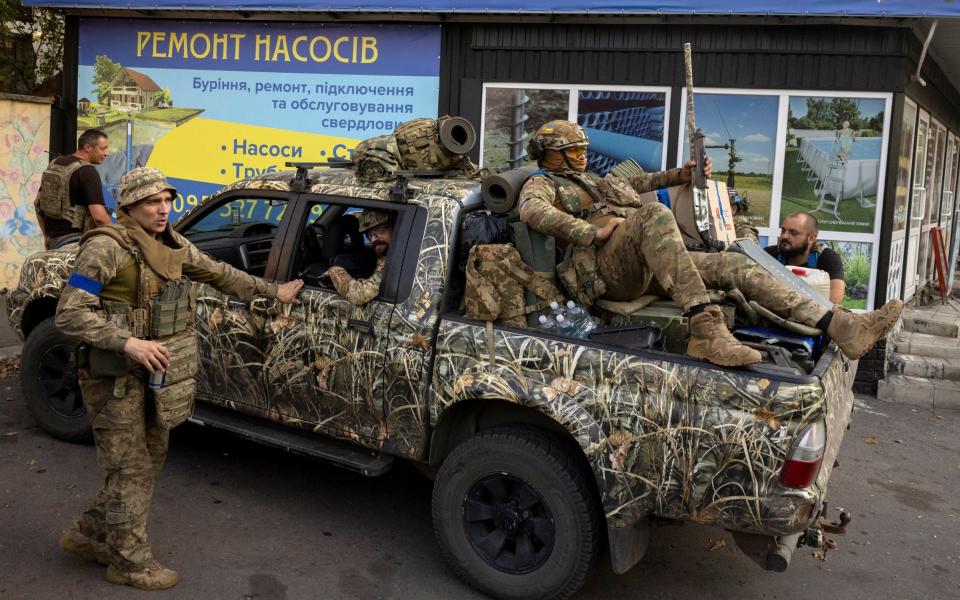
[327,256,386,306]
[518,168,687,248]
[733,215,760,244]
[55,221,278,353]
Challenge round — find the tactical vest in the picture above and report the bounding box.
[537,172,635,227]
[36,158,91,230]
[81,222,199,429]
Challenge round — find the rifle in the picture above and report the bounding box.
[683,43,726,251]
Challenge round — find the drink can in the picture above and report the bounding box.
[148,369,166,390]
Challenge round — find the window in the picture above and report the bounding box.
[181,195,290,277]
[291,201,391,293]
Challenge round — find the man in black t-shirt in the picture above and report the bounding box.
[35,128,112,248]
[764,212,845,304]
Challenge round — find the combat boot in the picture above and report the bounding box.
[106,560,179,590]
[687,305,763,367]
[59,524,110,565]
[827,299,904,360]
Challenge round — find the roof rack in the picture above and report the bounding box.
[285,160,354,192]
[388,170,466,203]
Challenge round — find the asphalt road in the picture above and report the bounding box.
[1,373,958,600]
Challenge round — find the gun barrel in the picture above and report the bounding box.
[683,43,696,135]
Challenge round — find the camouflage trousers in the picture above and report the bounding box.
[76,371,169,573]
[597,202,711,312]
[689,251,829,326]
[596,203,828,325]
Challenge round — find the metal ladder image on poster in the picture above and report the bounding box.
[813,140,846,220]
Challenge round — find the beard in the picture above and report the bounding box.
[778,238,809,258]
[373,241,388,256]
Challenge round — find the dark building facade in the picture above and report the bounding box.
[30,4,960,388]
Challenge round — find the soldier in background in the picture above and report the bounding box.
[728,189,759,243]
[54,167,303,590]
[35,128,113,249]
[325,210,393,306]
[518,120,902,366]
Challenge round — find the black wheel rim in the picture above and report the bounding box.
[37,344,83,418]
[462,472,555,574]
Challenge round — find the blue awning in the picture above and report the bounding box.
[19,1,960,18]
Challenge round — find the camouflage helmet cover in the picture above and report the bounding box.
[118,167,177,208]
[356,209,392,234]
[529,120,590,154]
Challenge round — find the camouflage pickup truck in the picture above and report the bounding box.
[5,165,855,600]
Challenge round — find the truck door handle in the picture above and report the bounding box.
[348,319,373,335]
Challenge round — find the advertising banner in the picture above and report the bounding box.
[77,19,440,221]
[480,84,668,175]
[25,1,960,19]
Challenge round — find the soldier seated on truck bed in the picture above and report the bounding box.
[517,119,903,367]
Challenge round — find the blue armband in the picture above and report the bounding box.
[66,272,103,296]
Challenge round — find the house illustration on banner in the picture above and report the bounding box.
[109,67,162,112]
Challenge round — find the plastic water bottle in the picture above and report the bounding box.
[564,300,597,339]
[571,314,597,338]
[538,314,556,333]
[554,314,576,336]
[549,300,565,320]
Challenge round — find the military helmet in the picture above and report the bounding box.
[356,210,392,234]
[527,120,589,160]
[117,167,177,208]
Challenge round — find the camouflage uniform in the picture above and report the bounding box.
[326,210,391,307]
[328,257,386,306]
[518,124,829,328]
[733,214,760,244]
[55,167,278,577]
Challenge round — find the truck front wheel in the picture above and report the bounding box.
[432,426,602,600]
[20,317,91,443]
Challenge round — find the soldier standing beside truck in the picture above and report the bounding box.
[35,128,113,249]
[53,167,303,590]
[517,120,903,366]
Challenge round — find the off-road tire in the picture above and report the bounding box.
[20,317,91,443]
[432,425,603,600]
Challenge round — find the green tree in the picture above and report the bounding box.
[805,98,832,128]
[830,97,860,128]
[158,87,173,107]
[92,54,121,106]
[0,0,64,93]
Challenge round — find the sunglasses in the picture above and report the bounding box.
[565,147,587,158]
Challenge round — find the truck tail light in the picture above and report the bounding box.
[779,422,825,489]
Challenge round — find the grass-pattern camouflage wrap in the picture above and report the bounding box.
[5,167,855,541]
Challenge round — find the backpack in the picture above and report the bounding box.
[353,134,402,182]
[465,244,562,329]
[394,117,480,177]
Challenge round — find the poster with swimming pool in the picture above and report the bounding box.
[781,96,887,235]
[76,19,440,222]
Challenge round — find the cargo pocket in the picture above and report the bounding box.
[151,379,195,429]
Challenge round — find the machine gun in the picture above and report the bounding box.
[684,43,730,251]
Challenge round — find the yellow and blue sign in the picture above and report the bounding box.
[77,19,440,221]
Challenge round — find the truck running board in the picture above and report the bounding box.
[190,402,394,477]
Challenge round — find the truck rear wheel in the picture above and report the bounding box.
[20,317,91,443]
[432,425,602,600]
